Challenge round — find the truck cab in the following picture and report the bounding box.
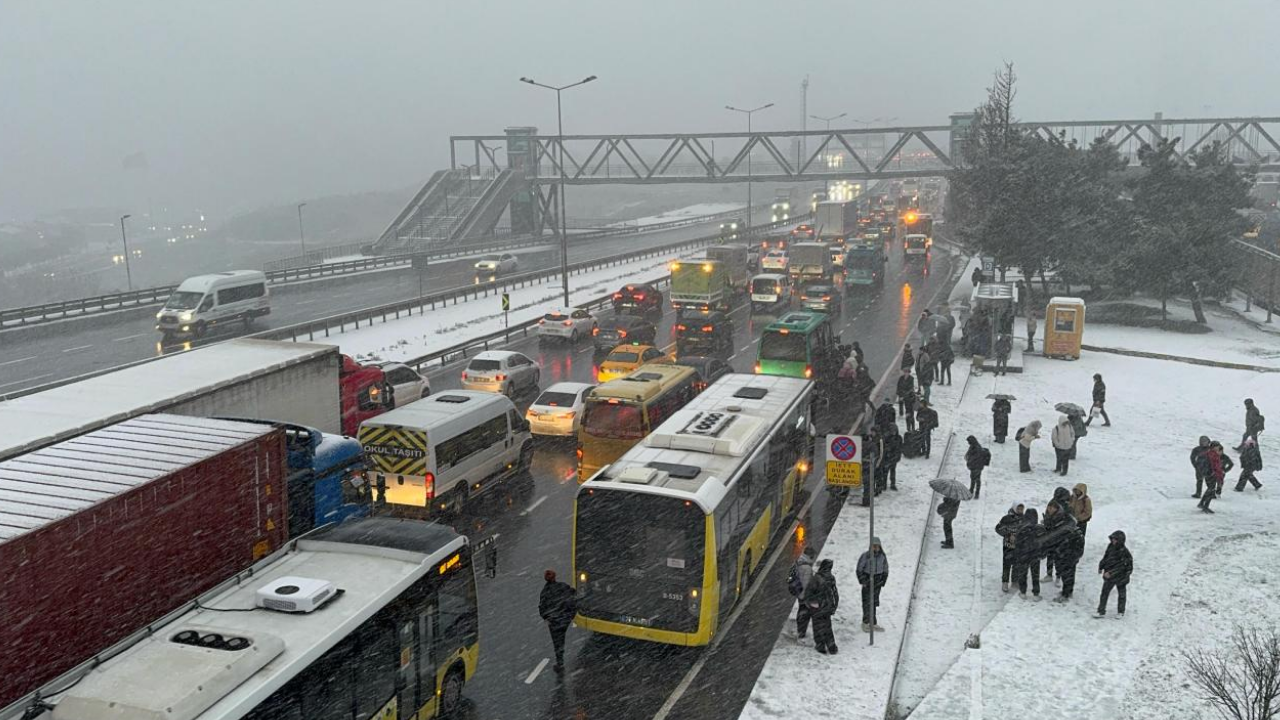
[340,355,391,436]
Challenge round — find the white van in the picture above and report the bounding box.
[155,270,270,340]
[357,390,534,515]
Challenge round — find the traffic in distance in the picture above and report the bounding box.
[0,182,945,720]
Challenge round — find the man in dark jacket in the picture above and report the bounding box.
[789,547,817,638]
[994,333,1013,375]
[917,401,940,459]
[883,426,903,491]
[900,344,915,372]
[1052,526,1085,602]
[1013,508,1044,599]
[1041,489,1077,581]
[917,349,935,405]
[938,341,955,386]
[1235,437,1263,491]
[896,371,915,416]
[1240,398,1265,449]
[902,388,919,432]
[991,398,1012,443]
[964,436,991,499]
[1191,436,1212,498]
[856,539,888,633]
[1096,531,1133,617]
[852,365,876,413]
[875,398,897,434]
[938,496,960,549]
[995,503,1025,592]
[1084,373,1110,426]
[539,570,577,671]
[805,558,840,654]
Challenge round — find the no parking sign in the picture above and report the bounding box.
[825,434,863,487]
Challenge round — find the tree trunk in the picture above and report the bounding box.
[1190,282,1208,324]
[1161,296,1168,321]
[1038,267,1051,297]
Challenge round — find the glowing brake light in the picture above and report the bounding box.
[754,362,762,373]
[495,374,506,381]
[804,365,813,378]
[613,292,622,300]
[701,325,714,332]
[618,330,628,338]
[823,295,831,301]
[563,320,573,326]
[424,472,436,499]
[779,328,789,334]
[676,323,688,331]
[461,371,467,380]
[633,293,645,301]
[592,327,600,336]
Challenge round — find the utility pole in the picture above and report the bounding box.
[727,103,774,226]
[801,76,809,169]
[119,214,134,291]
[296,202,308,254]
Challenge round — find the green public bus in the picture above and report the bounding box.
[754,311,842,386]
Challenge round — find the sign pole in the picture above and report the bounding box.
[868,443,876,646]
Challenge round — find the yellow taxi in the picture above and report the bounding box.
[597,344,668,383]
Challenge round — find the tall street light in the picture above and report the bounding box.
[810,112,847,130]
[119,214,134,291]
[726,103,773,226]
[520,74,597,307]
[296,202,308,254]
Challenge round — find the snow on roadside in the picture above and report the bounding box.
[1084,297,1280,369]
[903,346,1279,719]
[326,247,704,364]
[614,203,744,228]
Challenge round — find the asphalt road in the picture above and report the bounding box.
[0,220,728,395]
[415,247,959,720]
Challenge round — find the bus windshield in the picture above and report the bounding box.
[576,486,706,589]
[583,401,644,439]
[164,291,203,310]
[759,332,809,362]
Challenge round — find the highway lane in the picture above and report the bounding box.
[0,219,729,395]
[414,247,959,720]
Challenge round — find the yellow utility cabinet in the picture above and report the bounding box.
[1044,297,1086,359]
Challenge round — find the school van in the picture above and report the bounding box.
[155,270,270,340]
[358,390,534,515]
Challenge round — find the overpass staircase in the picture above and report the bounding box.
[373,168,528,254]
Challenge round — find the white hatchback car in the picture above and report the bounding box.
[538,308,597,343]
[525,382,594,437]
[380,362,430,407]
[461,350,540,397]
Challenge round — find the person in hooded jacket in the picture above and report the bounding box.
[875,398,897,434]
[1041,489,1077,582]
[896,371,915,416]
[1013,508,1045,598]
[1051,415,1076,475]
[857,539,889,633]
[883,425,903,491]
[916,402,940,459]
[938,496,960,549]
[938,340,955,386]
[1191,435,1212,498]
[1235,437,1263,491]
[964,436,992,499]
[789,547,817,638]
[852,364,876,412]
[917,350,935,405]
[994,333,1013,375]
[901,344,915,372]
[1053,525,1085,602]
[1069,483,1093,538]
[804,558,840,654]
[902,388,919,432]
[992,398,1012,443]
[539,570,578,671]
[1016,420,1042,472]
[1240,398,1264,450]
[1198,441,1233,513]
[1084,373,1110,427]
[996,503,1025,592]
[1096,531,1134,617]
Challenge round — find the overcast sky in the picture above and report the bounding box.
[2,0,1275,221]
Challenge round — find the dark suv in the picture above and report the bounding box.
[674,310,734,354]
[612,282,664,317]
[593,315,657,353]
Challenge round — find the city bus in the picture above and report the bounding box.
[5,517,479,720]
[754,311,842,387]
[578,364,700,481]
[572,373,815,646]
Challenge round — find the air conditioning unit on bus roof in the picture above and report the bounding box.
[256,576,338,613]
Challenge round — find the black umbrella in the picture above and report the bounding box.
[1055,402,1087,416]
[929,477,973,501]
[986,393,1017,401]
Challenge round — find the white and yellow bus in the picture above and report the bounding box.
[572,373,814,646]
[5,517,479,720]
[577,364,700,482]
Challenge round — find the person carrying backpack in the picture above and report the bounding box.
[805,558,840,654]
[788,547,818,639]
[1235,437,1263,491]
[917,401,940,459]
[964,435,991,499]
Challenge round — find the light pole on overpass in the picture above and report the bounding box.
[726,102,773,226]
[296,202,308,254]
[119,214,134,291]
[519,74,598,307]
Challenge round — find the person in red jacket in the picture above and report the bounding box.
[1197,442,1233,514]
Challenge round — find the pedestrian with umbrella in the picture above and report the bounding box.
[929,478,972,550]
[1051,415,1077,476]
[989,394,1014,443]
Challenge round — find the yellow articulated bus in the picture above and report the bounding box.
[5,517,480,720]
[572,373,814,646]
[577,364,700,482]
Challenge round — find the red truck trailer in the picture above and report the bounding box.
[0,413,288,709]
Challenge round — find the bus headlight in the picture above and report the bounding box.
[578,571,588,584]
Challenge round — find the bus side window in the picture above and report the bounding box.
[354,621,397,719]
[418,603,437,690]
[437,562,478,656]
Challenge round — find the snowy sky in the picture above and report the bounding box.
[2,0,1276,219]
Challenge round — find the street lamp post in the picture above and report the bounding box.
[520,74,598,307]
[119,214,134,291]
[296,202,308,254]
[810,112,847,131]
[726,103,773,226]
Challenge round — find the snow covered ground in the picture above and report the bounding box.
[327,247,703,364]
[614,203,744,228]
[742,265,1280,719]
[1084,297,1280,370]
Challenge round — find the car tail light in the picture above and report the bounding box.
[561,411,576,419]
[823,295,831,301]
[754,362,762,373]
[592,327,599,336]
[701,325,713,332]
[676,324,687,331]
[461,371,468,381]
[424,472,435,500]
[634,293,645,301]
[563,320,573,327]
[805,365,813,378]
[618,330,627,338]
[496,374,506,381]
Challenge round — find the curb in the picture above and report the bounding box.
[1081,344,1280,373]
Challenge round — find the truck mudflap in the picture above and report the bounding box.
[358,424,430,476]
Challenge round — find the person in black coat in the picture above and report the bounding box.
[857,540,888,633]
[1235,437,1263,491]
[992,398,1012,443]
[995,503,1025,592]
[883,426,903,491]
[1013,508,1044,598]
[1053,526,1085,602]
[804,558,840,654]
[916,402,940,459]
[901,344,915,372]
[938,341,955,386]
[896,371,915,416]
[1096,530,1134,617]
[1041,489,1077,581]
[1085,373,1111,426]
[851,341,865,366]
[964,435,991,499]
[994,333,1013,375]
[903,388,918,432]
[539,570,578,671]
[874,398,897,434]
[1190,435,1212,498]
[852,365,876,413]
[938,496,960,548]
[1240,398,1264,449]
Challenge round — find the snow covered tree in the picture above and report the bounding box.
[1183,626,1280,720]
